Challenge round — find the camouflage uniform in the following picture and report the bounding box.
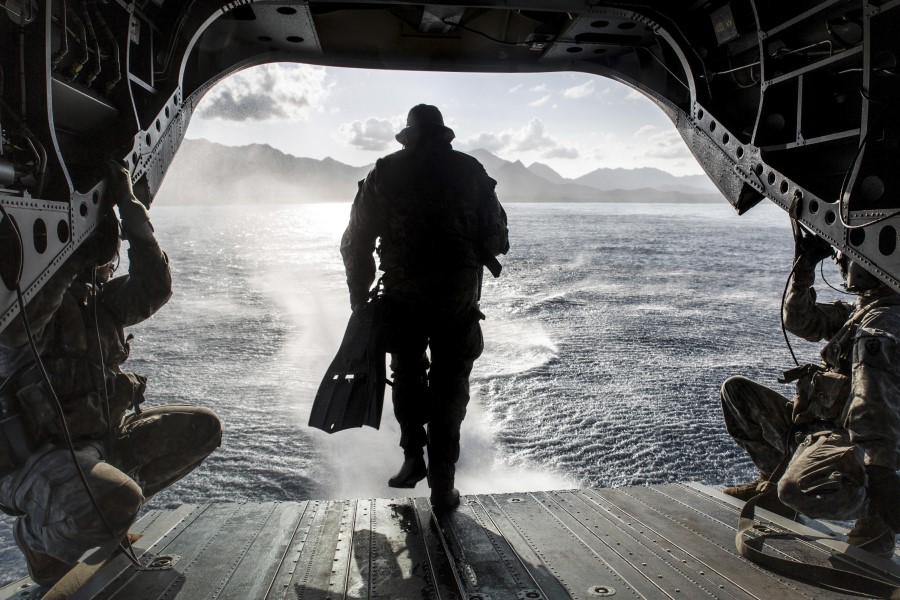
[341,110,508,498]
[0,180,221,579]
[722,261,900,519]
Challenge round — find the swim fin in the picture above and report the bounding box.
[309,295,386,433]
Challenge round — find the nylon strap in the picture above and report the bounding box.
[736,492,900,598]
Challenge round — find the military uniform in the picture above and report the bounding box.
[0,169,221,584]
[341,105,508,507]
[722,260,900,522]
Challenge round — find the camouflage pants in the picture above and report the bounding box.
[721,376,867,519]
[0,404,221,564]
[386,302,484,487]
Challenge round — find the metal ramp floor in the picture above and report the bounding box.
[2,483,898,599]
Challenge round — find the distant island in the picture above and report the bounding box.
[153,138,723,205]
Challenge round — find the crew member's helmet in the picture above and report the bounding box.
[836,252,884,293]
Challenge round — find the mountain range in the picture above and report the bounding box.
[153,138,722,205]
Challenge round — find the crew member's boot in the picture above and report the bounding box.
[14,519,75,587]
[723,473,770,500]
[426,420,462,512]
[723,473,796,519]
[847,515,897,558]
[849,466,900,558]
[427,460,460,512]
[388,452,427,488]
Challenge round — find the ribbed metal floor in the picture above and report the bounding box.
[2,483,898,599]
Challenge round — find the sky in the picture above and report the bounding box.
[185,64,706,180]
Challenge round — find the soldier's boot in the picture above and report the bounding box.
[430,486,461,513]
[866,466,900,532]
[724,473,796,519]
[426,420,462,512]
[723,473,770,501]
[426,452,460,512]
[847,515,897,558]
[14,519,75,587]
[388,452,427,489]
[427,461,460,513]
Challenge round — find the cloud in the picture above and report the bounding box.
[336,115,405,151]
[508,84,523,93]
[633,125,690,159]
[563,80,596,99]
[530,84,548,93]
[197,64,331,122]
[459,118,579,159]
[625,88,646,101]
[529,94,552,107]
[542,146,579,159]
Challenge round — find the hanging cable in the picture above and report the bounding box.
[0,98,46,197]
[836,93,898,229]
[819,259,854,295]
[90,268,113,439]
[635,46,691,91]
[441,17,527,47]
[780,257,802,367]
[0,203,141,568]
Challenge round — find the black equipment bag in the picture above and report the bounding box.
[308,293,386,434]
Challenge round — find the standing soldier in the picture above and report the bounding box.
[0,163,222,586]
[720,225,900,557]
[341,104,509,511]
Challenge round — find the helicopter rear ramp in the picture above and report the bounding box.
[1,483,897,599]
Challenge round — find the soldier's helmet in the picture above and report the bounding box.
[836,252,884,293]
[395,104,455,146]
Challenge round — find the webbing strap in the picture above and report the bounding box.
[736,492,900,598]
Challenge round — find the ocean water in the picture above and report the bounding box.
[0,201,851,584]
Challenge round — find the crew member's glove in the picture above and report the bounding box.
[793,225,833,266]
[866,465,900,531]
[107,161,152,239]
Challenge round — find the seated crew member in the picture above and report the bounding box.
[720,226,900,557]
[0,163,222,586]
[341,104,509,511]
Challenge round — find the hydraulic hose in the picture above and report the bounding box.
[51,0,69,70]
[90,2,120,92]
[80,0,102,87]
[65,8,89,79]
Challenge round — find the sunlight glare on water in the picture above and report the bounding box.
[0,200,851,583]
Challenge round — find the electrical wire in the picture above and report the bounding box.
[780,257,802,367]
[819,259,854,295]
[0,202,141,568]
[635,46,690,91]
[836,94,899,229]
[441,17,526,47]
[0,98,46,197]
[91,268,113,438]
